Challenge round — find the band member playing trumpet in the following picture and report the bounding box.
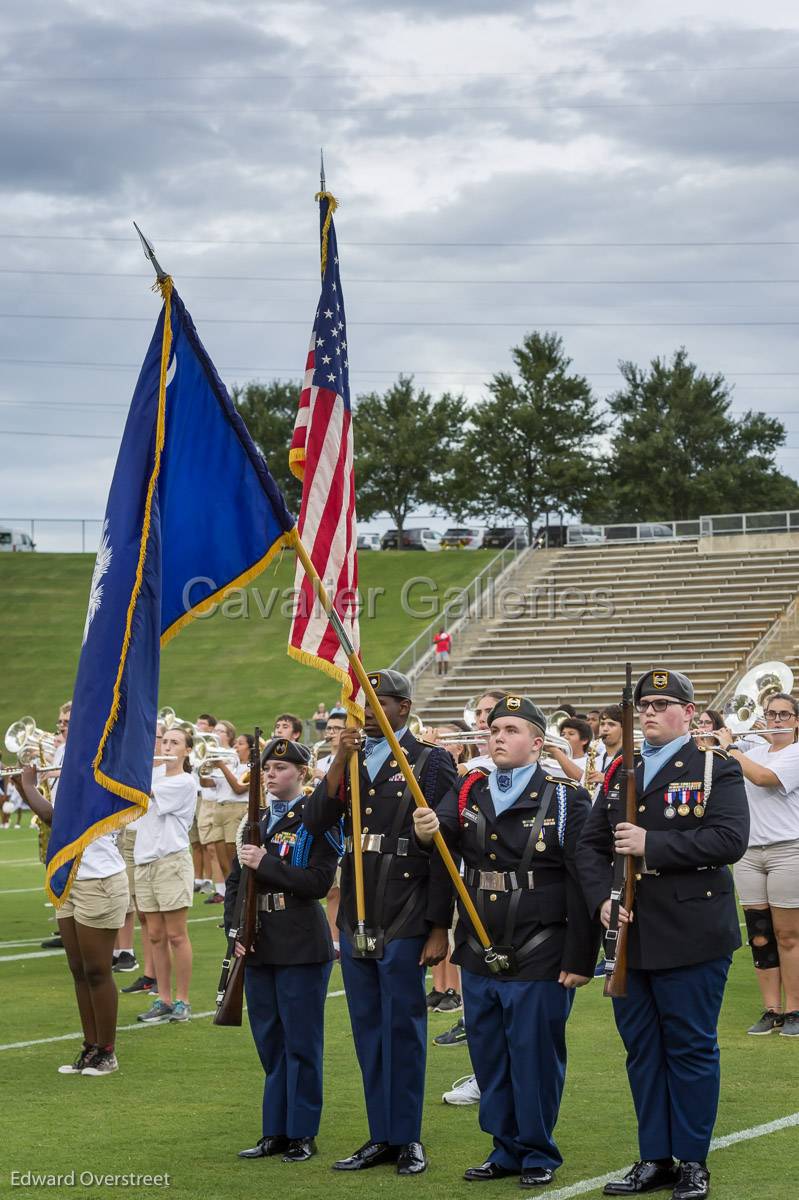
[415,695,598,1187]
[577,669,749,1200]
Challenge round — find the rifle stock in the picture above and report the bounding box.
[213,727,262,1027]
[603,663,638,999]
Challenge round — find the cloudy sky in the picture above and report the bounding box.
[1,0,798,549]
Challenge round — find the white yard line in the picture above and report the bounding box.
[0,887,46,896]
[0,915,226,961]
[536,1112,799,1200]
[0,950,63,962]
[0,859,44,867]
[0,989,347,1052]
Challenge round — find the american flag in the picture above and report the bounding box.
[288,193,363,718]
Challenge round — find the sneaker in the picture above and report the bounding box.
[434,1017,467,1047]
[434,988,463,1013]
[112,952,138,973]
[204,892,225,904]
[426,989,445,1010]
[198,880,214,895]
[137,999,174,1024]
[82,1050,119,1076]
[121,975,157,995]
[747,1009,784,1035]
[58,1046,94,1074]
[442,1073,481,1105]
[169,1000,192,1022]
[594,958,607,978]
[780,1010,799,1037]
[40,934,64,949]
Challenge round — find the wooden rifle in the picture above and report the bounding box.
[213,727,262,1027]
[603,663,637,999]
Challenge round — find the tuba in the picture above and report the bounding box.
[723,661,794,733]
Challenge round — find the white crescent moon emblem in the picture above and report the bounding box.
[166,354,177,386]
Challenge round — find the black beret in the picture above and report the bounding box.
[634,669,694,706]
[366,668,412,701]
[487,694,547,734]
[261,738,312,766]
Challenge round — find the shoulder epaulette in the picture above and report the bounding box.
[546,774,578,788]
[458,769,487,825]
[711,747,729,759]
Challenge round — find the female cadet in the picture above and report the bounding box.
[227,738,342,1165]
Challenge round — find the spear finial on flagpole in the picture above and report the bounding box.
[320,148,326,193]
[133,222,169,282]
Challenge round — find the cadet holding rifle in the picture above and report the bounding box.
[222,737,342,1165]
[576,670,749,1200]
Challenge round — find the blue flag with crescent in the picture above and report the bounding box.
[46,279,297,902]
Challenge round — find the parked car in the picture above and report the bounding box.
[0,527,36,552]
[566,524,604,545]
[441,526,485,550]
[532,525,568,549]
[357,533,382,551]
[639,523,674,541]
[484,525,529,549]
[381,527,442,551]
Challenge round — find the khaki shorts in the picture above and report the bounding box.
[57,870,129,930]
[121,827,137,912]
[196,798,218,846]
[211,801,248,844]
[134,848,194,913]
[188,813,200,846]
[734,839,799,908]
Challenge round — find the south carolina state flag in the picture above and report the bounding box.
[46,279,296,903]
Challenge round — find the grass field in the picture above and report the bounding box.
[1,826,797,1200]
[0,549,495,739]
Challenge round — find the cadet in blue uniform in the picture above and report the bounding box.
[227,739,341,1164]
[576,670,749,1200]
[303,669,457,1176]
[414,695,599,1188]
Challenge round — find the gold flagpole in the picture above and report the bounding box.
[293,537,506,970]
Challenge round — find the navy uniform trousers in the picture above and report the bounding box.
[613,956,731,1163]
[244,959,333,1139]
[339,931,427,1145]
[462,972,575,1172]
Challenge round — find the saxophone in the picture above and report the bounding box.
[583,739,600,788]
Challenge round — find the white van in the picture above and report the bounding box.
[0,527,36,552]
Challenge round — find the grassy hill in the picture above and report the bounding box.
[0,550,495,739]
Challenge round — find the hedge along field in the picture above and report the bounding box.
[0,549,496,737]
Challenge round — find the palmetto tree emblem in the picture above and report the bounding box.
[82,519,112,645]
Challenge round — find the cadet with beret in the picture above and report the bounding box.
[303,669,457,1176]
[576,670,749,1200]
[414,695,599,1188]
[228,739,342,1165]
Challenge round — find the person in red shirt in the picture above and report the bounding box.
[432,629,452,676]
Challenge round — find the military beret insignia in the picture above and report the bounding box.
[368,672,381,689]
[653,672,669,689]
[274,740,288,756]
[506,696,522,711]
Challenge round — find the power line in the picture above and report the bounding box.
[7,99,799,115]
[0,429,118,440]
[1,233,797,249]
[1,312,799,328]
[2,267,799,286]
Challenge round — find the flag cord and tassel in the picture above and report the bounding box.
[292,537,506,969]
[314,191,338,278]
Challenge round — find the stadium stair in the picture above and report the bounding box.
[416,539,799,721]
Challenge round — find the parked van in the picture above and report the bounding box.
[0,527,36,552]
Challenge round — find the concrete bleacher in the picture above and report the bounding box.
[416,539,799,723]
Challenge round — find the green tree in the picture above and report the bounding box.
[353,376,467,538]
[586,349,799,521]
[451,331,601,540]
[231,380,302,514]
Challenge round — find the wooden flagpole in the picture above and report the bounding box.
[293,537,507,969]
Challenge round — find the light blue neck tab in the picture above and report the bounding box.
[488,763,536,816]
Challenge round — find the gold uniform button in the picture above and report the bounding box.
[706,890,712,897]
[635,873,642,881]
[365,807,373,815]
[288,812,295,819]
[397,790,403,797]
[489,893,497,902]
[639,805,646,813]
[390,760,398,768]
[472,805,479,811]
[362,826,369,833]
[489,853,497,861]
[490,833,498,841]
[675,760,684,768]
[403,872,410,879]
[530,791,538,798]
[368,788,376,796]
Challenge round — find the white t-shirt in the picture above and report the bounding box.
[76,834,125,881]
[316,753,334,776]
[211,759,249,803]
[547,753,587,782]
[134,771,197,864]
[740,740,799,845]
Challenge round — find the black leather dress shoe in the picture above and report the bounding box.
[238,1135,289,1159]
[332,1141,400,1171]
[282,1137,317,1163]
[603,1160,678,1195]
[519,1167,554,1187]
[672,1162,710,1200]
[464,1161,519,1182]
[397,1142,427,1175]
